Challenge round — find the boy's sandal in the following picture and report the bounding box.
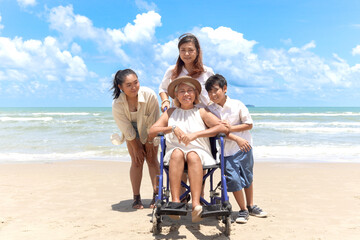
[132,195,144,209]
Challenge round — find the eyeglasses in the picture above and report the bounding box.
[177,89,195,95]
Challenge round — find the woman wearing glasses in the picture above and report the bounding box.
[150,76,228,222]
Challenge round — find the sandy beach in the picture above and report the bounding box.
[1,160,360,240]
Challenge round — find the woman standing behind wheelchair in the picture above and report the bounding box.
[111,69,160,210]
[159,33,214,111]
[149,76,228,222]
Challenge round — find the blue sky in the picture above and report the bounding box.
[1,0,360,107]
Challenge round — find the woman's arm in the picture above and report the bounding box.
[145,91,161,141]
[179,109,229,146]
[226,133,252,152]
[159,66,173,112]
[148,108,175,140]
[227,123,253,132]
[159,92,170,112]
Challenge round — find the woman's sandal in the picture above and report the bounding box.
[180,193,191,204]
[132,194,144,209]
[149,192,157,209]
[191,205,203,223]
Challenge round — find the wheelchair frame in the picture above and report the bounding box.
[151,133,232,236]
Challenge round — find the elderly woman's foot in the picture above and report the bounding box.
[132,194,144,209]
[191,205,203,222]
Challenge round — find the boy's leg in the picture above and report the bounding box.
[233,190,249,224]
[224,152,249,223]
[244,182,254,207]
[240,150,267,217]
[233,190,246,210]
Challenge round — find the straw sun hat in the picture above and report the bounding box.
[167,76,201,99]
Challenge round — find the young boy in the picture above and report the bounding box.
[205,74,267,223]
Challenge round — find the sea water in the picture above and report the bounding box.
[0,107,359,163]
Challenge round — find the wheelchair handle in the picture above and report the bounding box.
[217,133,227,138]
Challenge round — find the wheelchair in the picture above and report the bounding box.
[151,133,232,236]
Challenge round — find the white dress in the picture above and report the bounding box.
[164,107,218,166]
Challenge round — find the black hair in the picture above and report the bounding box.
[111,69,138,99]
[205,74,227,92]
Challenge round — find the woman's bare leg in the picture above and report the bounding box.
[145,144,160,192]
[126,140,144,196]
[186,152,203,208]
[169,149,185,203]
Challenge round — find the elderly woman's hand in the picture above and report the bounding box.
[173,127,185,143]
[181,133,197,146]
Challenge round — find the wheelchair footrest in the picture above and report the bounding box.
[201,204,232,218]
[158,201,188,216]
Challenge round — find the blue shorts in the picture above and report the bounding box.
[224,149,254,192]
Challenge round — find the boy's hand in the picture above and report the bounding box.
[235,137,251,152]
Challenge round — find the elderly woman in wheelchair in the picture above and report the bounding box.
[149,76,229,223]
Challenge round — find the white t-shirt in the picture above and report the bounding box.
[207,96,253,157]
[159,65,214,108]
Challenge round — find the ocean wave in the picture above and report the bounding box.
[32,112,91,116]
[252,112,360,117]
[255,121,360,127]
[0,150,130,162]
[0,117,53,122]
[254,145,360,162]
[274,127,360,134]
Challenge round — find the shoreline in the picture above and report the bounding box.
[1,160,360,239]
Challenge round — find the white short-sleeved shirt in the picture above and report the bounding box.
[159,65,214,108]
[207,97,253,157]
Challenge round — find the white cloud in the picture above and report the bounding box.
[48,5,161,62]
[154,27,360,96]
[2,5,359,104]
[49,5,100,42]
[70,42,81,54]
[17,0,37,7]
[0,15,4,30]
[0,36,93,82]
[199,26,257,57]
[154,38,178,66]
[106,10,161,44]
[281,38,292,45]
[352,45,360,55]
[302,40,316,50]
[135,0,157,11]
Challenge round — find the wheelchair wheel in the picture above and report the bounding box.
[151,209,161,234]
[224,215,231,236]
